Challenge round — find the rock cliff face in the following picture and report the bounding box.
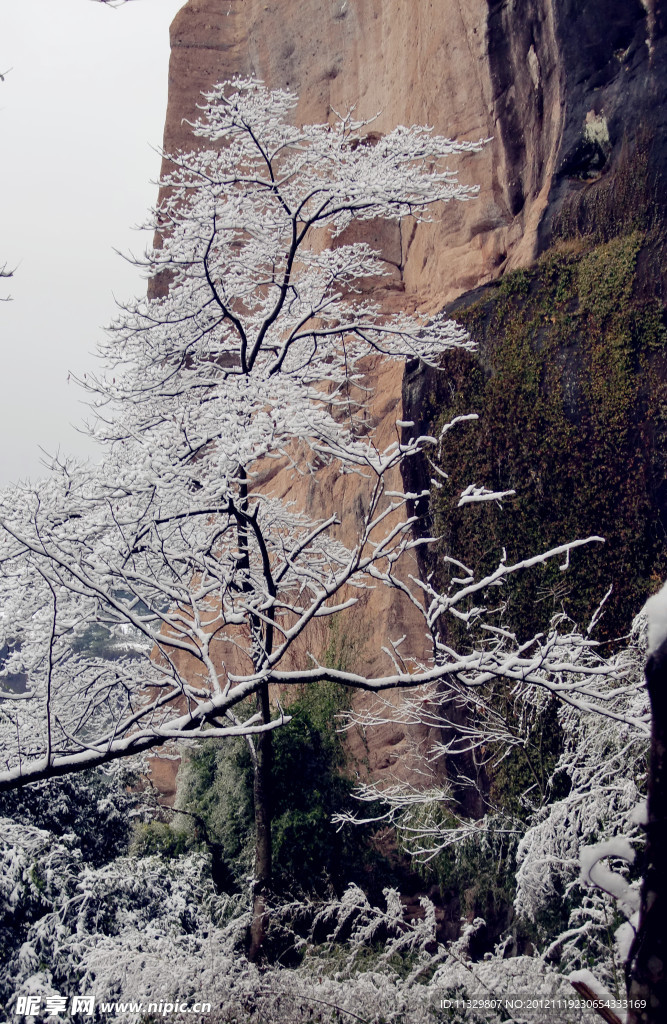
[400,0,667,627]
[165,0,667,299]
[153,0,667,799]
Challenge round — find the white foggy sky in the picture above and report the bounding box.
[0,0,185,484]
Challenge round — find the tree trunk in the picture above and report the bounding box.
[627,636,667,1021]
[235,467,275,961]
[248,681,272,962]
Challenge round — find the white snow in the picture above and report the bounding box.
[615,913,639,964]
[457,483,515,507]
[643,578,667,653]
[569,967,616,999]
[569,967,626,1023]
[629,799,648,826]
[580,838,640,917]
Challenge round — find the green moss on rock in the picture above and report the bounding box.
[426,230,667,641]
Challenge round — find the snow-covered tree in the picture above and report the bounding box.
[0,79,628,957]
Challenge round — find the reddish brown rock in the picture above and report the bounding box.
[164,0,666,304]
[165,0,524,307]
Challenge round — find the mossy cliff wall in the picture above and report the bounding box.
[153,0,667,798]
[404,3,667,641]
[405,227,667,642]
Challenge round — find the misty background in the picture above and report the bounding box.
[1,0,185,484]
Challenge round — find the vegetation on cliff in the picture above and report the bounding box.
[415,228,667,643]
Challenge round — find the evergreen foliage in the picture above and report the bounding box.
[0,768,134,868]
[175,683,393,898]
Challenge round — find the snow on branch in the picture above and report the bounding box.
[0,79,625,799]
[457,483,516,507]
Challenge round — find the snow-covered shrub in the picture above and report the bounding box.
[0,767,137,868]
[1,813,610,1024]
[0,815,249,1015]
[514,618,648,988]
